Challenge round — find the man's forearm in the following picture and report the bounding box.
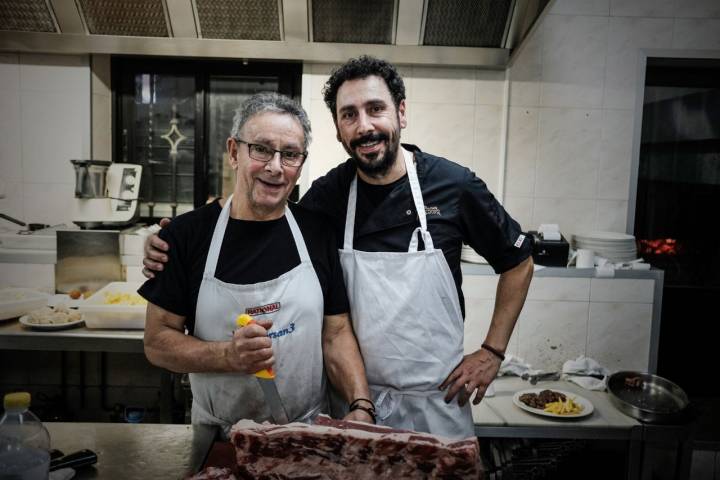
[322,314,370,404]
[484,256,534,351]
[144,303,232,374]
[144,327,232,374]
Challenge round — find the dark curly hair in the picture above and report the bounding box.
[322,56,406,122]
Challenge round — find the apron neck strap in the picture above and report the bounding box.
[284,206,311,264]
[204,195,310,276]
[402,148,428,233]
[402,148,434,252]
[343,177,358,250]
[343,147,434,251]
[205,194,233,276]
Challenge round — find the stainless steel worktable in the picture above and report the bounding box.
[472,377,643,479]
[43,378,689,480]
[472,377,641,437]
[46,422,215,479]
[0,320,144,353]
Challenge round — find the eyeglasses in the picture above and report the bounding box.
[234,139,307,168]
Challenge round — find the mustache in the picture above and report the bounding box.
[349,133,389,150]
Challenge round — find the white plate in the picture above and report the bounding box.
[573,231,635,241]
[19,314,84,331]
[513,388,594,418]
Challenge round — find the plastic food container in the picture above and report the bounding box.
[80,282,147,329]
[0,289,49,321]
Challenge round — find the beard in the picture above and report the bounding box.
[345,131,400,179]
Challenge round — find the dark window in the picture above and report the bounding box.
[635,57,720,397]
[113,57,302,221]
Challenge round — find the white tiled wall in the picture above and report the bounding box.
[300,64,506,198]
[0,263,54,291]
[463,274,656,372]
[0,53,90,227]
[506,2,720,239]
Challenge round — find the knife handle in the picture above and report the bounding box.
[49,449,97,471]
[236,314,275,379]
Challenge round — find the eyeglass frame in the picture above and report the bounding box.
[233,138,308,168]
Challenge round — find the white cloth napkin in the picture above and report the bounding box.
[498,354,539,377]
[562,356,609,391]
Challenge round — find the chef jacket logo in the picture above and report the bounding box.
[245,302,281,316]
[425,206,441,216]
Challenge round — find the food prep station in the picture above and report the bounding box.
[0,266,696,479]
[0,310,696,479]
[1,0,717,476]
[34,377,694,479]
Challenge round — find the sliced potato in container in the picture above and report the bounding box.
[79,281,147,329]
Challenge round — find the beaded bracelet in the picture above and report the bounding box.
[349,397,375,411]
[349,404,377,424]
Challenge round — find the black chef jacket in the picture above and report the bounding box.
[299,144,532,318]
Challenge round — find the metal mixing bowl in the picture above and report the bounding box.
[607,371,689,423]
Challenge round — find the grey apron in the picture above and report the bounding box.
[190,195,326,435]
[339,148,475,439]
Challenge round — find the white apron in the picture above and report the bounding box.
[190,195,326,435]
[339,148,474,439]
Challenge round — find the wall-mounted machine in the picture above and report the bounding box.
[71,160,142,229]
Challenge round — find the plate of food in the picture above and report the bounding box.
[19,305,84,331]
[513,388,594,418]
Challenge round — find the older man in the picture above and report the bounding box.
[139,92,372,435]
[144,58,533,439]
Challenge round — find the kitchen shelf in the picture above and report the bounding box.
[0,320,144,353]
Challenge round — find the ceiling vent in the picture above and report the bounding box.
[311,0,395,45]
[195,0,281,40]
[423,0,512,48]
[0,0,551,67]
[77,0,169,37]
[0,0,57,33]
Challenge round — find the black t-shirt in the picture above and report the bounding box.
[299,144,532,317]
[138,200,349,334]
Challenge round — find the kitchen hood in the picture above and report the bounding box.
[0,0,550,68]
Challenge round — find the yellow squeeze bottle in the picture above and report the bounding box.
[235,314,275,379]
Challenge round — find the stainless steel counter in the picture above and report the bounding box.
[0,320,144,353]
[46,422,215,479]
[40,378,692,480]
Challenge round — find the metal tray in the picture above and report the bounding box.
[607,371,689,423]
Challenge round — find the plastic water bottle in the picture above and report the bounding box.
[0,392,51,480]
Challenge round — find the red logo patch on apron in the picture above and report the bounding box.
[245,302,281,316]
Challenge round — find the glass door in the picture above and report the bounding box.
[113,57,301,220]
[206,76,279,202]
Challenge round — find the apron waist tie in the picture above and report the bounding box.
[371,385,441,422]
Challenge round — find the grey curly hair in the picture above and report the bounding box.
[230,92,312,149]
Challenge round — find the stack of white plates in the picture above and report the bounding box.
[460,244,487,264]
[571,231,637,263]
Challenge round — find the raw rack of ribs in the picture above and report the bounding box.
[213,415,483,479]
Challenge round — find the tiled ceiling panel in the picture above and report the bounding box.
[312,0,394,45]
[196,0,280,40]
[423,0,511,48]
[78,0,169,37]
[0,0,56,33]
